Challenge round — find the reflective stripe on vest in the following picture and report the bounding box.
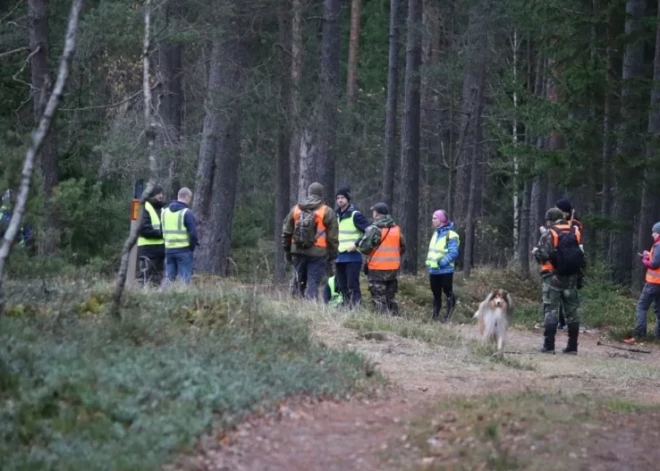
[292,205,328,248]
[646,245,660,284]
[328,276,343,307]
[368,226,401,271]
[425,230,458,268]
[162,207,190,249]
[138,201,164,247]
[338,212,361,252]
[539,223,582,272]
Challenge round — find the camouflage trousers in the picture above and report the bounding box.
[368,277,399,315]
[542,275,580,326]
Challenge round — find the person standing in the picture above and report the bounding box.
[533,208,583,354]
[137,184,165,286]
[425,210,460,322]
[358,203,406,315]
[282,182,339,300]
[624,222,660,344]
[335,186,370,307]
[162,187,198,285]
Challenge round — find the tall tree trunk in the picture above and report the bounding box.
[381,0,400,208]
[600,17,616,256]
[289,0,303,204]
[545,55,564,209]
[346,0,361,103]
[158,1,184,199]
[609,0,646,285]
[399,0,422,274]
[512,29,521,263]
[299,0,340,201]
[635,0,660,290]
[29,0,60,255]
[518,178,532,277]
[275,3,292,283]
[193,36,250,275]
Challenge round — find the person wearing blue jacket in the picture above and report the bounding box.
[161,187,198,285]
[334,186,370,307]
[425,209,460,322]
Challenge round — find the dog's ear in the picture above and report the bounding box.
[486,290,496,301]
[503,290,513,313]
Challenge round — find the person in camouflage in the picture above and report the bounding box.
[533,207,581,354]
[358,203,406,315]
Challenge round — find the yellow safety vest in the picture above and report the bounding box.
[162,207,190,249]
[138,201,164,247]
[327,276,343,307]
[425,230,459,268]
[338,212,362,252]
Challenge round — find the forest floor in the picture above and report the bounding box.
[170,273,660,471]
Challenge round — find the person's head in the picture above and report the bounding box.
[371,202,389,220]
[336,185,351,210]
[177,187,193,206]
[308,182,324,199]
[432,209,448,228]
[545,208,564,225]
[652,222,660,239]
[149,184,164,202]
[555,198,573,218]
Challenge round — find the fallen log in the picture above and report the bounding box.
[596,341,651,354]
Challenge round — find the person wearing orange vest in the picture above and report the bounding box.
[533,208,583,354]
[624,222,660,344]
[357,203,406,315]
[282,182,338,300]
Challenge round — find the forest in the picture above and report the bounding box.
[1,0,658,289]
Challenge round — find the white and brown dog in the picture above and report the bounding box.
[473,289,513,351]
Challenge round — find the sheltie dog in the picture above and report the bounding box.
[473,289,513,351]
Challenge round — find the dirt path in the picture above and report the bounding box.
[169,320,660,471]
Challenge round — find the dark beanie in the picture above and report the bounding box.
[308,182,324,197]
[555,198,572,214]
[371,202,389,215]
[336,185,351,201]
[149,184,164,198]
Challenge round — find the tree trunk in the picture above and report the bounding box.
[399,0,422,274]
[600,18,616,255]
[193,37,250,275]
[29,0,60,255]
[346,0,361,103]
[634,0,660,290]
[512,29,520,263]
[545,55,564,209]
[518,178,532,278]
[0,0,82,316]
[381,0,400,208]
[298,0,340,201]
[158,1,184,199]
[289,0,303,205]
[609,0,646,285]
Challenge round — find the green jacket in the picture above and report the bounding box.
[282,196,339,260]
[358,215,406,281]
[534,218,578,289]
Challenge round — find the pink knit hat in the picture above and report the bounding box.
[433,209,448,224]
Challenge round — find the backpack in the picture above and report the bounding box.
[550,225,584,276]
[293,207,318,249]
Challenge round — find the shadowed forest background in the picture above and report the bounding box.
[2,0,660,288]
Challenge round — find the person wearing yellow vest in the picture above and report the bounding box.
[425,210,460,322]
[162,187,198,285]
[323,276,344,307]
[137,184,165,286]
[282,182,338,300]
[334,186,370,308]
[358,203,406,315]
[624,221,660,344]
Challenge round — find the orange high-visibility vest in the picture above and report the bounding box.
[368,226,401,271]
[292,205,328,248]
[539,223,582,273]
[646,245,660,284]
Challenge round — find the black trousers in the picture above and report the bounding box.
[430,273,454,308]
[335,261,362,307]
[137,245,165,287]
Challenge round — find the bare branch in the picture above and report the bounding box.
[0,0,83,316]
[0,46,30,60]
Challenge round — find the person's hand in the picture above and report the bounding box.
[531,247,539,254]
[346,242,357,252]
[539,226,546,234]
[643,250,650,258]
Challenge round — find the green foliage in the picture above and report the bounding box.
[0,283,378,471]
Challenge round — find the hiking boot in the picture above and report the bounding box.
[539,323,557,353]
[442,294,456,323]
[562,322,579,354]
[432,300,441,321]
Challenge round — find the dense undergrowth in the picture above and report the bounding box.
[0,282,379,471]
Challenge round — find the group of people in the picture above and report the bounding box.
[282,182,460,319]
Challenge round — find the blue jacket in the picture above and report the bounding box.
[164,200,198,254]
[336,205,370,264]
[427,222,459,275]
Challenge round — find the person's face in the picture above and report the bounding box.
[372,210,379,220]
[432,215,442,228]
[653,231,659,240]
[153,192,164,202]
[336,195,348,209]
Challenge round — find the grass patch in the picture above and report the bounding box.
[0,282,379,471]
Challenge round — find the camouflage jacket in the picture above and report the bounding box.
[358,215,406,281]
[534,218,578,289]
